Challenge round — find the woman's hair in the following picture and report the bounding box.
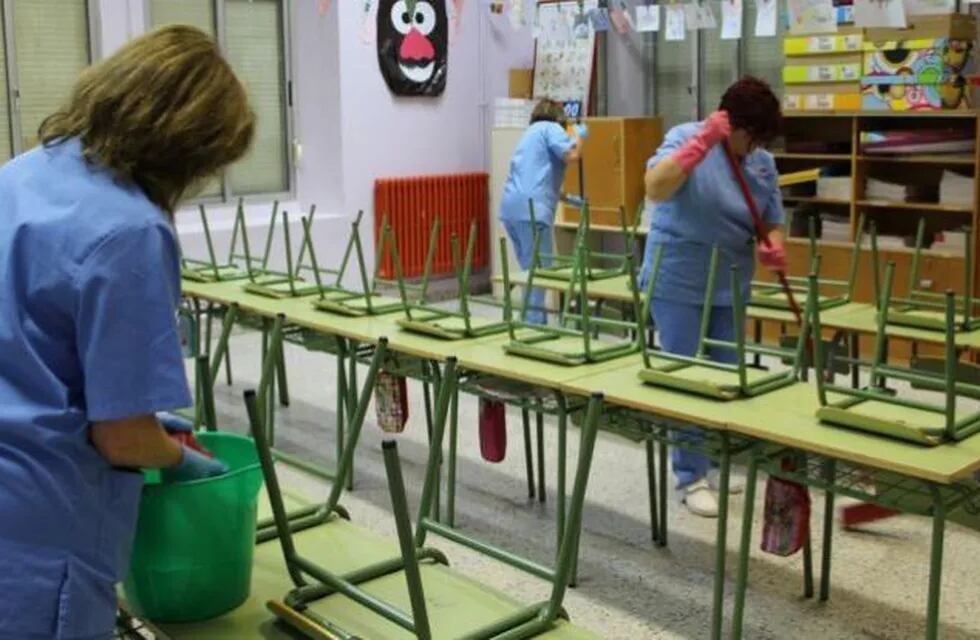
[530,99,569,127]
[39,25,255,213]
[719,76,782,145]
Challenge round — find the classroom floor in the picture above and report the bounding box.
[202,327,980,640]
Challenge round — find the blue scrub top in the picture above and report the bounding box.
[639,121,784,306]
[0,139,191,639]
[499,121,575,226]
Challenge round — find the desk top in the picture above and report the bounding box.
[183,280,980,482]
[454,337,644,390]
[561,365,980,484]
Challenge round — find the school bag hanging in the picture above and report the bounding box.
[761,460,811,557]
[374,371,409,434]
[479,398,507,463]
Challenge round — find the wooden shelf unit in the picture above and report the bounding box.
[774,112,980,305]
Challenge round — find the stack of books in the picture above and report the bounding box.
[939,170,975,206]
[865,177,908,201]
[817,176,852,200]
[860,130,975,155]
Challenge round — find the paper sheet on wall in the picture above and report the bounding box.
[754,0,777,36]
[721,0,743,39]
[635,4,661,31]
[665,4,687,38]
[854,0,906,27]
[903,0,955,14]
[509,0,525,29]
[533,0,598,112]
[787,0,837,33]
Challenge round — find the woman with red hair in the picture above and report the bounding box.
[640,77,786,517]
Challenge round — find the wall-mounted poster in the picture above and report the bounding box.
[377,0,449,96]
[532,0,599,113]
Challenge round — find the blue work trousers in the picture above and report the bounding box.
[502,220,553,325]
[652,299,738,488]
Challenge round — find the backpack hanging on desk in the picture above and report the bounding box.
[761,459,811,557]
[375,371,409,433]
[479,399,507,463]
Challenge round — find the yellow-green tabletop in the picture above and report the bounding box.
[561,364,980,484]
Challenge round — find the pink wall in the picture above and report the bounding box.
[335,1,534,264]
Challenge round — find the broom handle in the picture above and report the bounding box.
[722,141,803,326]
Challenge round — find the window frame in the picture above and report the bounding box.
[144,0,296,205]
[0,0,99,158]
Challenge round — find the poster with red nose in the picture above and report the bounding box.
[377,0,448,96]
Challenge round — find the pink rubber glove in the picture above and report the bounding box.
[670,111,732,174]
[758,241,787,272]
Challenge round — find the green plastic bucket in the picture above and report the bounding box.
[123,432,264,623]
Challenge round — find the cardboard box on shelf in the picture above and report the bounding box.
[864,13,976,43]
[509,69,533,99]
[860,74,971,111]
[784,53,862,83]
[784,82,862,111]
[862,39,974,78]
[784,27,864,56]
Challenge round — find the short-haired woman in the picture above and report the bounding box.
[0,26,254,638]
[641,77,785,517]
[499,99,587,323]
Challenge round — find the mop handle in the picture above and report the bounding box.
[722,141,803,325]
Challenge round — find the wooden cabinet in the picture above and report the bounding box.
[561,117,663,227]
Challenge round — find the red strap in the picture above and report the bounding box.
[722,142,802,325]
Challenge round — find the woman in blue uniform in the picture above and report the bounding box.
[641,77,786,517]
[0,26,254,638]
[499,99,587,323]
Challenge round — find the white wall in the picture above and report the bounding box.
[93,1,534,270]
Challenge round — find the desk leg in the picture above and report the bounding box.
[850,331,860,389]
[523,409,536,500]
[711,434,732,640]
[346,341,359,491]
[646,439,659,543]
[556,394,568,562]
[753,319,762,368]
[336,340,348,491]
[926,487,946,640]
[447,379,459,527]
[802,456,814,599]
[276,334,290,407]
[731,456,760,640]
[658,426,669,548]
[820,460,837,602]
[537,411,546,504]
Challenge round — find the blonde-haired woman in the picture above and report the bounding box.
[0,26,253,638]
[499,98,587,323]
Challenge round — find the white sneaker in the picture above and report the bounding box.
[677,479,719,518]
[708,468,745,494]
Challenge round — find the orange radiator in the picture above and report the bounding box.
[374,173,489,279]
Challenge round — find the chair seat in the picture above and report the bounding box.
[314,293,403,316]
[750,287,841,311]
[398,313,507,340]
[639,362,778,400]
[817,398,949,446]
[506,334,621,366]
[245,278,320,299]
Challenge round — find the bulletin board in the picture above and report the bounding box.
[532,0,599,116]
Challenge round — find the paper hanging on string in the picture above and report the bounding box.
[721,0,743,39]
[854,0,906,27]
[665,4,687,39]
[635,4,661,31]
[508,0,524,29]
[609,5,631,32]
[787,0,837,34]
[683,3,701,29]
[754,0,777,36]
[698,2,717,28]
[590,7,612,31]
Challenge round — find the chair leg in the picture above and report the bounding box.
[523,409,535,500]
[537,411,546,504]
[646,439,659,543]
